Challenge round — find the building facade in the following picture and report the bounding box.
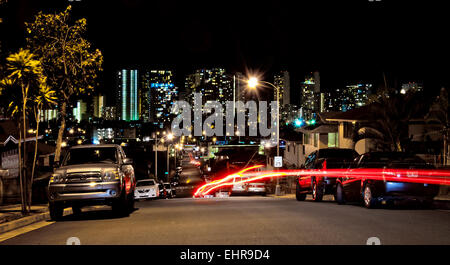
[116,69,139,121]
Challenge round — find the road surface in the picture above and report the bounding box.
[1,195,449,245]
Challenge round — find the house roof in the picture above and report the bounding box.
[0,120,43,146]
[319,105,374,123]
[296,124,338,134]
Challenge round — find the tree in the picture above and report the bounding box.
[0,49,47,213]
[427,87,449,165]
[357,86,429,152]
[25,5,103,163]
[29,81,57,207]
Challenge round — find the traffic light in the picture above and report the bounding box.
[294,118,305,127]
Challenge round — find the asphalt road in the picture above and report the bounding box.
[1,195,449,245]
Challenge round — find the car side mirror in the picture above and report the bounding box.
[123,158,133,165]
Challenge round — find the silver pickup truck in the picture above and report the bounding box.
[48,144,136,220]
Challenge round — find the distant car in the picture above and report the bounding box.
[335,152,440,208]
[229,176,266,196]
[230,176,249,195]
[134,179,159,200]
[163,182,175,198]
[247,181,266,196]
[158,183,165,198]
[296,148,358,202]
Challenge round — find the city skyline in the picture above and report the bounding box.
[1,0,449,105]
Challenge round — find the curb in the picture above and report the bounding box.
[0,207,72,234]
[433,200,450,210]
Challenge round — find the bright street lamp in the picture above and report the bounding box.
[247,77,258,89]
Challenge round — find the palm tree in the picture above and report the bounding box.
[0,49,46,213]
[356,85,429,152]
[29,80,56,207]
[426,87,449,165]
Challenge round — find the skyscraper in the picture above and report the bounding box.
[93,95,105,118]
[186,68,233,107]
[140,70,177,127]
[274,71,291,106]
[234,72,247,102]
[345,83,372,110]
[72,100,87,122]
[300,71,320,120]
[116,69,139,121]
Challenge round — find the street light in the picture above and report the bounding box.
[247,76,281,196]
[154,131,173,182]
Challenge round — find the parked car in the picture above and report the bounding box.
[229,176,266,196]
[48,144,136,220]
[247,181,267,196]
[163,182,175,198]
[296,148,358,201]
[158,182,165,198]
[335,152,440,208]
[134,179,159,200]
[230,176,249,195]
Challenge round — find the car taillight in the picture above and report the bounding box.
[322,159,327,169]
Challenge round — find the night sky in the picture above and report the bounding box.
[2,0,449,105]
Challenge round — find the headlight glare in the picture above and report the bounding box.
[104,170,119,181]
[50,174,63,183]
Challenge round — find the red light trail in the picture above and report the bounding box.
[193,166,450,197]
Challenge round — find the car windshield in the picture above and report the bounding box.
[137,180,155,187]
[63,147,117,166]
[360,153,430,169]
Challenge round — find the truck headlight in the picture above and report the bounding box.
[50,173,63,183]
[103,170,119,181]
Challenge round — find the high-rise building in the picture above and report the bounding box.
[234,72,247,102]
[102,106,117,120]
[186,68,233,108]
[321,83,372,113]
[93,95,105,118]
[72,100,87,122]
[300,72,320,120]
[345,83,372,110]
[140,70,177,127]
[116,69,139,121]
[40,108,58,122]
[274,71,291,106]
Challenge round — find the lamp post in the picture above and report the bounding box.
[247,77,281,196]
[154,132,173,182]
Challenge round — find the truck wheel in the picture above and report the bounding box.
[72,206,82,215]
[311,179,323,202]
[296,181,306,201]
[49,202,64,220]
[127,191,135,212]
[112,190,130,217]
[336,183,346,205]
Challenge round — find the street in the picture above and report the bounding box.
[1,196,449,245]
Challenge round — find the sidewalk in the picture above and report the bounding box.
[0,204,72,235]
[0,204,48,224]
